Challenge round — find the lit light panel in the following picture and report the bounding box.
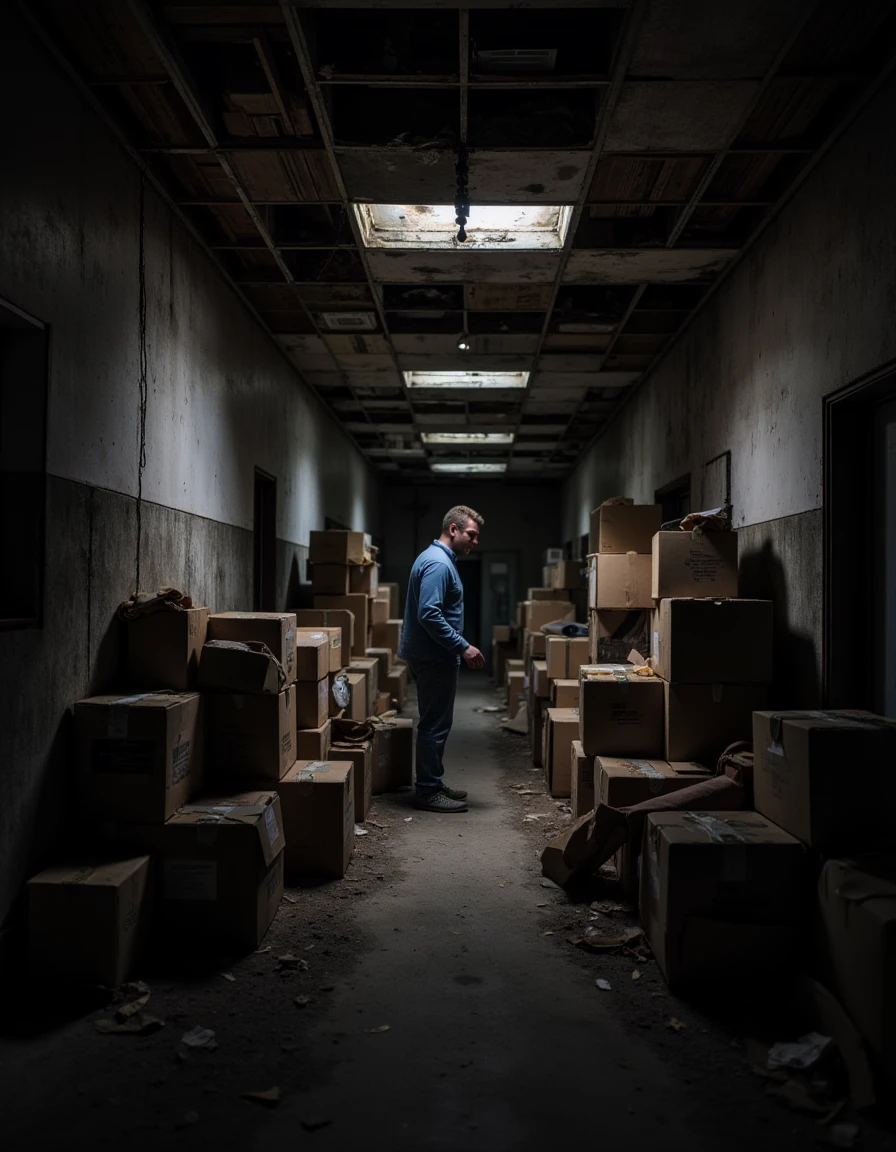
[430,462,508,474]
[355,204,572,250]
[421,432,515,446]
[403,370,529,389]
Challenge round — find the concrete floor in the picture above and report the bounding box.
[2,675,885,1150]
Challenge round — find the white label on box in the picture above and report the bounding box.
[652,631,659,659]
[264,805,280,847]
[163,859,217,901]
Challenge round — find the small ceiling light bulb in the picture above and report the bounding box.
[456,333,471,352]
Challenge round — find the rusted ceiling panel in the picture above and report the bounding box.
[226,149,338,200]
[323,334,391,356]
[466,284,554,310]
[563,248,736,283]
[588,155,709,204]
[605,82,758,152]
[365,251,561,284]
[466,152,588,203]
[737,76,841,142]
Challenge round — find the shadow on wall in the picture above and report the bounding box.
[739,539,821,709]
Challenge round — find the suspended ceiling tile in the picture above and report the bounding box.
[563,248,736,283]
[365,250,561,284]
[279,335,330,354]
[342,371,404,388]
[605,82,758,152]
[338,148,457,203]
[592,372,642,388]
[290,354,340,372]
[397,353,532,371]
[630,0,809,79]
[391,333,538,355]
[295,369,344,387]
[323,334,392,356]
[532,371,599,387]
[331,353,396,369]
[466,284,554,310]
[537,354,604,372]
[467,152,588,203]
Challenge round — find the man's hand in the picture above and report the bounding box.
[462,645,485,670]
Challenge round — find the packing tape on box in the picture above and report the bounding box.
[628,759,664,778]
[682,812,746,844]
[264,804,280,847]
[107,693,163,739]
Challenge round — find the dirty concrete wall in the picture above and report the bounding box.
[0,21,380,931]
[562,77,896,707]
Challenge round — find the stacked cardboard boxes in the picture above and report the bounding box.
[491,624,517,687]
[587,502,659,664]
[309,530,378,658]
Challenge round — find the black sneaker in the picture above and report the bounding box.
[441,784,468,801]
[413,790,468,813]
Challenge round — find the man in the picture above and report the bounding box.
[398,505,486,813]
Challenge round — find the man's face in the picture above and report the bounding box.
[449,518,480,555]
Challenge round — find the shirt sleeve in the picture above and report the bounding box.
[416,559,469,654]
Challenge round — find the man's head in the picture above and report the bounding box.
[439,504,484,556]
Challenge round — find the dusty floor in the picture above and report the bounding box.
[1,676,892,1150]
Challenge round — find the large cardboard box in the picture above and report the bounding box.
[578,666,664,758]
[817,858,896,1085]
[199,640,285,695]
[505,657,524,687]
[276,760,354,879]
[527,587,570,601]
[311,564,351,595]
[207,613,298,684]
[371,717,414,794]
[542,708,579,797]
[349,657,379,717]
[330,740,373,821]
[309,530,367,566]
[349,563,378,597]
[126,607,209,692]
[552,679,579,709]
[753,710,896,850]
[372,618,402,654]
[639,810,804,988]
[550,561,584,590]
[590,502,662,555]
[75,693,203,824]
[345,672,369,722]
[146,791,285,950]
[365,647,393,691]
[652,598,773,683]
[300,625,343,675]
[387,663,408,709]
[589,553,653,610]
[569,740,595,818]
[27,856,152,987]
[295,610,354,664]
[665,682,767,765]
[532,660,551,699]
[292,632,329,681]
[207,686,299,780]
[651,530,739,599]
[378,582,400,618]
[314,595,369,656]
[522,600,575,632]
[545,636,589,680]
[295,718,331,762]
[493,625,513,643]
[371,596,389,627]
[507,670,525,718]
[589,609,649,664]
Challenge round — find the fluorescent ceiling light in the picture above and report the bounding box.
[422,432,515,446]
[404,370,529,390]
[431,462,507,474]
[355,204,572,250]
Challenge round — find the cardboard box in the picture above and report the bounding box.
[639,810,804,989]
[207,613,298,684]
[589,553,653,610]
[590,502,662,555]
[522,600,575,632]
[505,657,524,687]
[598,756,713,895]
[378,581,400,618]
[552,679,579,709]
[589,609,649,664]
[349,657,379,717]
[295,718,331,762]
[578,666,664,758]
[527,587,570,600]
[371,596,389,626]
[292,632,329,682]
[207,685,299,780]
[314,595,369,656]
[311,564,351,595]
[276,761,354,879]
[345,672,369,722]
[299,625,342,675]
[372,618,402,654]
[295,610,354,663]
[532,660,551,699]
[817,858,896,1084]
[543,708,579,797]
[330,740,373,821]
[545,636,589,680]
[652,598,772,683]
[507,670,525,719]
[126,607,209,692]
[365,647,393,691]
[525,630,547,666]
[375,691,391,715]
[387,663,408,709]
[569,740,595,818]
[75,693,203,824]
[531,698,547,768]
[349,563,378,597]
[493,625,512,643]
[146,791,285,950]
[665,682,767,765]
[199,640,285,695]
[371,717,414,793]
[651,530,739,599]
[550,561,584,590]
[309,530,367,566]
[752,710,896,850]
[27,856,152,987]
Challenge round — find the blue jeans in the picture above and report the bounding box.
[410,659,459,793]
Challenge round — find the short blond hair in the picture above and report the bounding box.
[442,504,484,535]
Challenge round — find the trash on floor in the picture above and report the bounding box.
[595,978,612,991]
[767,1032,832,1071]
[181,1026,217,1050]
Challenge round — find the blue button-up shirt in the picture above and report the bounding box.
[398,540,468,664]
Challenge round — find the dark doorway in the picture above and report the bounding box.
[254,468,277,612]
[824,360,896,712]
[655,474,691,525]
[456,555,483,656]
